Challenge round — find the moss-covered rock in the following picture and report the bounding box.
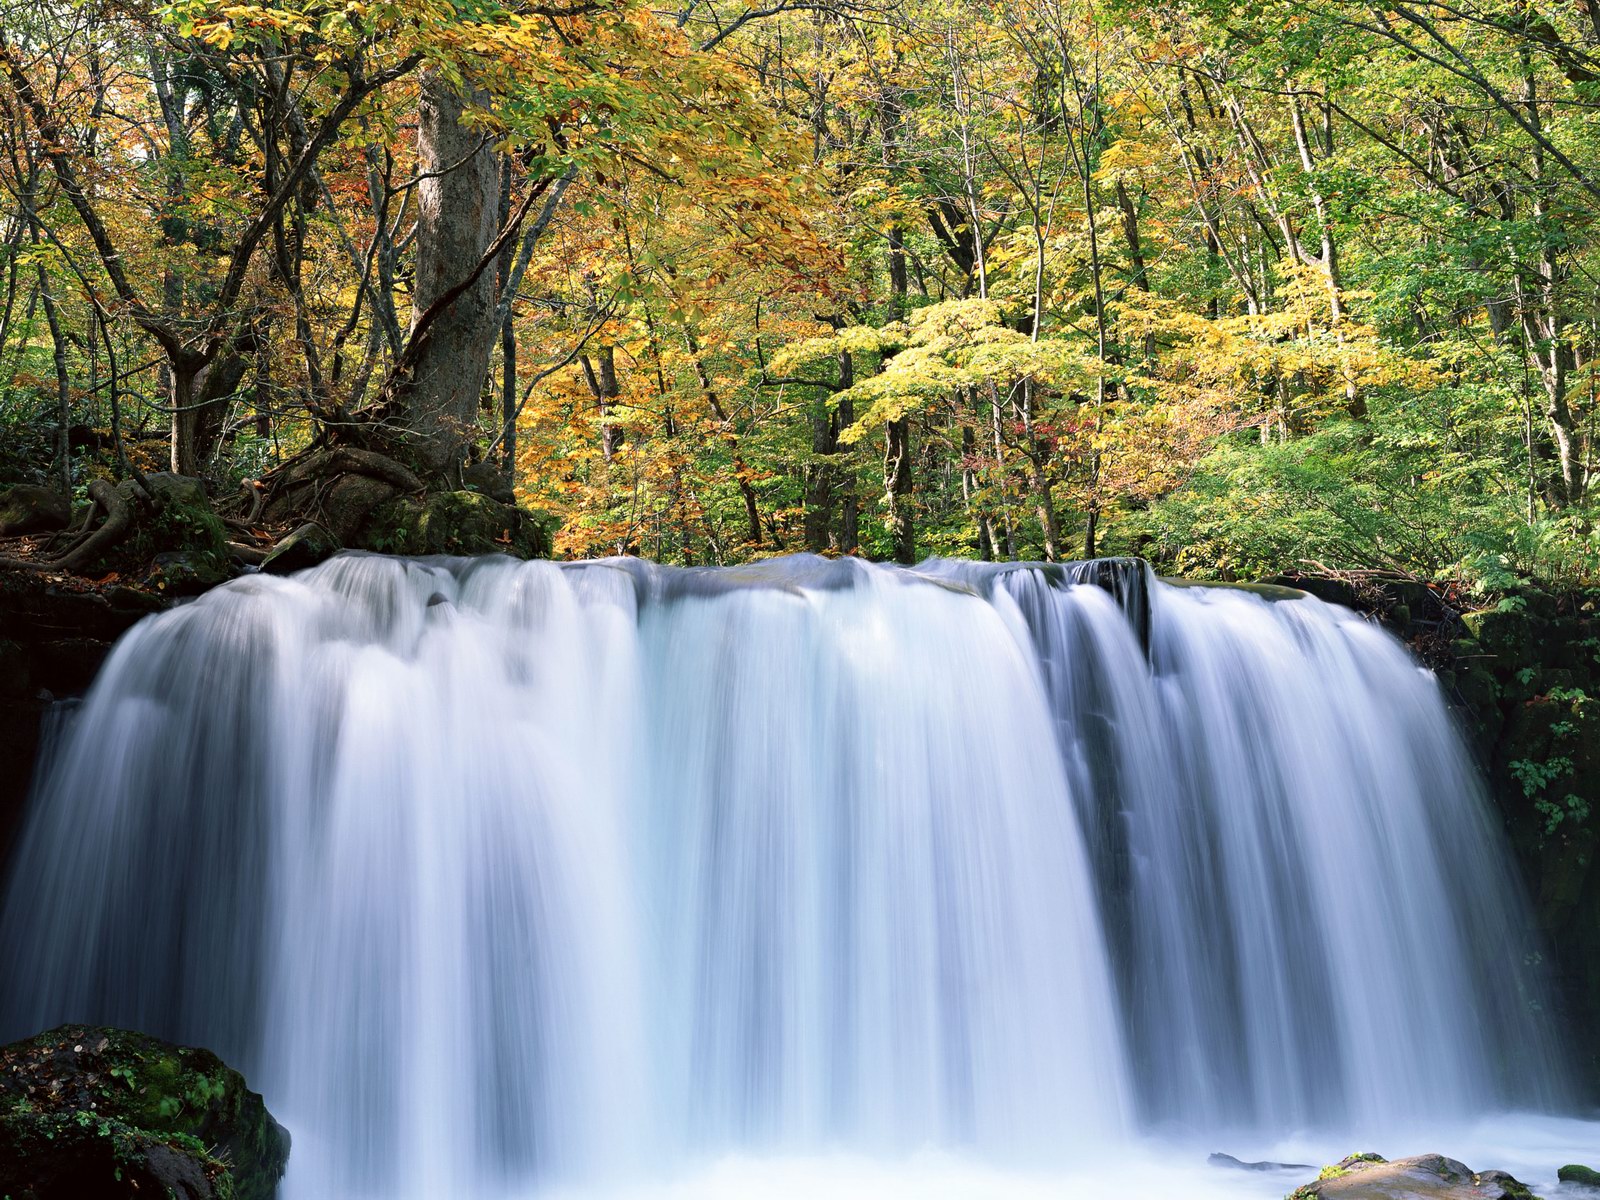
[85,473,231,594]
[0,1107,226,1199]
[0,1025,289,1200]
[1559,1164,1600,1188]
[366,489,552,558]
[147,551,230,595]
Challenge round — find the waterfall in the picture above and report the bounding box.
[0,553,1574,1198]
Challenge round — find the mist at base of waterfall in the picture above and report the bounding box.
[0,552,1585,1197]
[313,1114,1600,1200]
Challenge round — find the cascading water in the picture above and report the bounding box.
[0,553,1587,1198]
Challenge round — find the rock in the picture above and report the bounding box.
[0,572,170,860]
[0,1109,222,1199]
[319,471,408,544]
[0,1024,290,1200]
[147,550,231,595]
[1288,1154,1535,1200]
[32,638,112,693]
[137,472,210,510]
[368,489,552,557]
[0,484,71,536]
[462,459,515,504]
[1209,1151,1313,1172]
[1560,1164,1600,1187]
[261,522,341,575]
[106,585,169,617]
[113,474,230,588]
[258,447,423,545]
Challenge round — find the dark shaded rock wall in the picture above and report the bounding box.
[0,573,167,867]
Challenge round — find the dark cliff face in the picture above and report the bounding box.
[1278,573,1600,1100]
[0,574,168,867]
[1440,595,1600,1103]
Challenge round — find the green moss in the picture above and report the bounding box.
[0,1025,288,1200]
[1287,1153,1387,1199]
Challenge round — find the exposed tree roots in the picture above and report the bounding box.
[0,479,137,574]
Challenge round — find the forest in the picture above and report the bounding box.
[1,0,1599,586]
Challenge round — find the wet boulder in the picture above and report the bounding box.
[1561,1164,1600,1188]
[0,1025,290,1200]
[1288,1154,1535,1200]
[0,485,71,536]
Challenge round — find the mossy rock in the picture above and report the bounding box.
[0,1025,289,1200]
[1461,606,1542,662]
[1559,1164,1600,1188]
[82,474,230,592]
[146,551,230,595]
[366,489,553,558]
[1289,1152,1387,1197]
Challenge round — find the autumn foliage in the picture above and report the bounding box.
[4,0,1600,584]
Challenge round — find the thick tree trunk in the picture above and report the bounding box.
[598,347,624,462]
[407,68,500,479]
[170,355,247,477]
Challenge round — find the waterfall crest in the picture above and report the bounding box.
[0,553,1569,1197]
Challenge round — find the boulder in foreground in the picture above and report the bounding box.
[0,1024,289,1200]
[1287,1154,1536,1200]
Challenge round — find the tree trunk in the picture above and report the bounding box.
[803,396,838,553]
[1289,91,1364,419]
[802,349,853,553]
[170,354,247,477]
[686,331,762,546]
[884,416,914,564]
[406,67,500,479]
[581,346,625,463]
[837,391,858,554]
